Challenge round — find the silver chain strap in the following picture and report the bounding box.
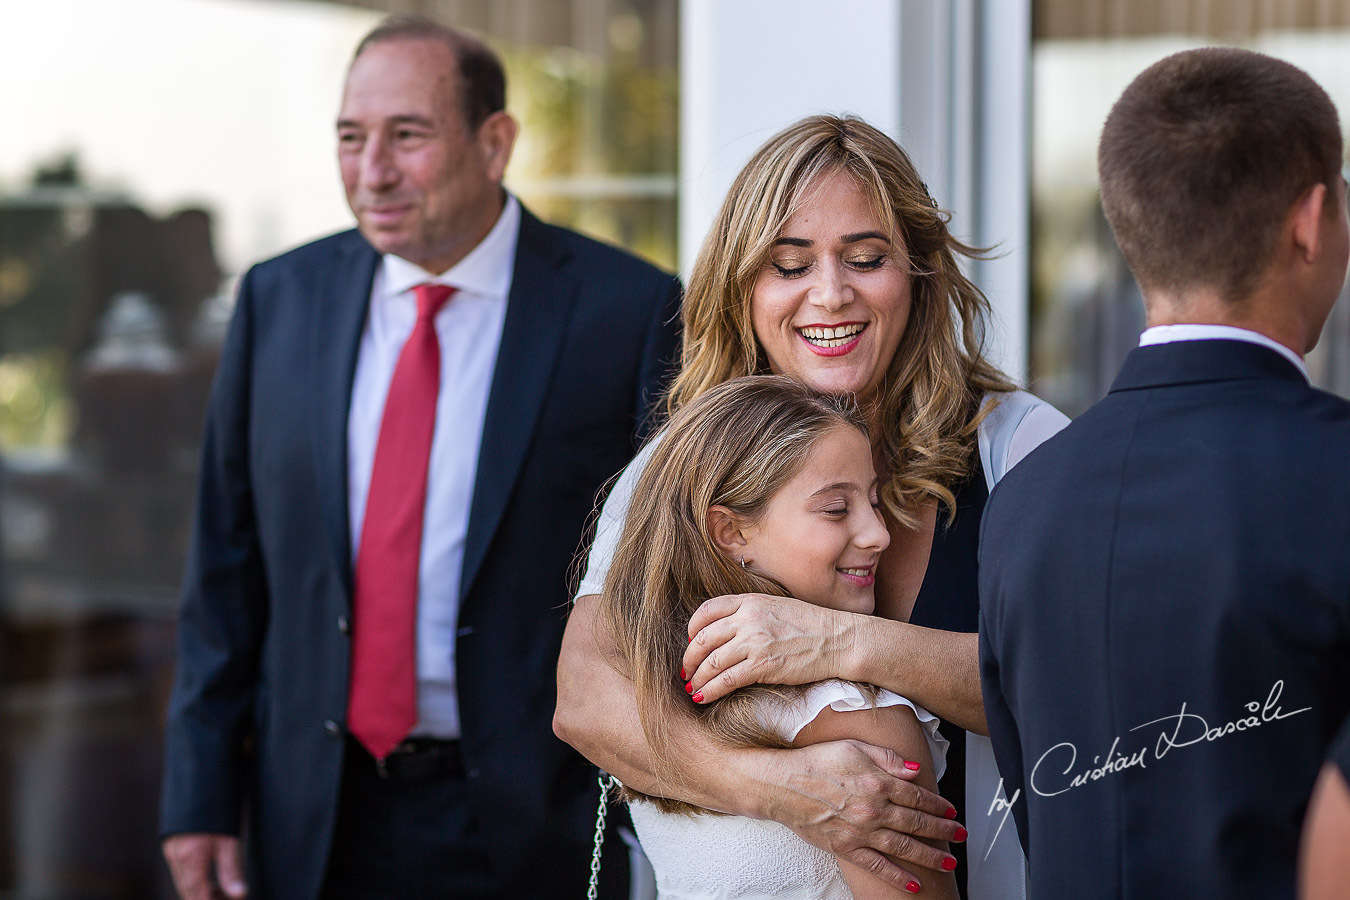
[587,771,619,900]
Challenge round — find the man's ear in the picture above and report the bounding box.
[706,505,750,559]
[1291,182,1330,264]
[477,110,519,182]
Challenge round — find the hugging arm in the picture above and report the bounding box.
[554,594,966,888]
[682,594,987,734]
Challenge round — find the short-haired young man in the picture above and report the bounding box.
[979,47,1350,897]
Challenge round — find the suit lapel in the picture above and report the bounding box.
[460,211,578,603]
[311,232,380,604]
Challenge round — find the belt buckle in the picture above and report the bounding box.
[375,739,418,780]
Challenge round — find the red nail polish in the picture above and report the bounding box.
[905,882,920,894]
[941,856,957,871]
[903,760,920,771]
[684,682,693,694]
[944,807,958,819]
[680,667,686,680]
[953,827,968,842]
[691,691,704,703]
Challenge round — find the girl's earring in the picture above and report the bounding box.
[740,557,748,569]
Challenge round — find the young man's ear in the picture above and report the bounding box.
[1290,181,1330,264]
[706,505,749,559]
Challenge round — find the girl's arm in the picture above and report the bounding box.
[793,701,960,900]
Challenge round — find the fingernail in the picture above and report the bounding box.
[680,667,686,680]
[953,826,968,842]
[903,760,920,771]
[905,881,920,894]
[944,807,958,819]
[691,691,704,703]
[941,856,957,871]
[684,682,693,694]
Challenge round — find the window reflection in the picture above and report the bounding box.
[1032,4,1350,415]
[0,0,676,895]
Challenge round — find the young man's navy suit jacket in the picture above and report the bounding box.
[981,339,1350,898]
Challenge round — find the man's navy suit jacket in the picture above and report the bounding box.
[979,339,1350,898]
[160,209,681,899]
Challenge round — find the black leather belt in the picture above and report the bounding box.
[364,737,464,783]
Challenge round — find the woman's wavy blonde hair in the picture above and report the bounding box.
[600,375,870,814]
[669,115,1014,526]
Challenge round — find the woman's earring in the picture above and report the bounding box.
[740,557,747,569]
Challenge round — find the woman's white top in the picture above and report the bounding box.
[582,389,1069,899]
[627,680,948,900]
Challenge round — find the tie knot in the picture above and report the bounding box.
[412,283,455,320]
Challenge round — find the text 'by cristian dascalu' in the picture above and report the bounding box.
[982,679,1310,859]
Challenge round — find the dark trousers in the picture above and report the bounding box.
[319,740,505,900]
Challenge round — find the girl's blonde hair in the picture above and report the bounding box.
[600,375,868,814]
[668,115,1014,526]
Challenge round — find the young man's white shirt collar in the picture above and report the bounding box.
[1138,323,1310,382]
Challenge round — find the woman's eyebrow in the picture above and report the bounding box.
[772,231,889,248]
[810,481,858,498]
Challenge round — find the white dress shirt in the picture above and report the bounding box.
[1138,322,1309,382]
[347,195,521,739]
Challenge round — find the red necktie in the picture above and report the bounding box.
[347,283,455,760]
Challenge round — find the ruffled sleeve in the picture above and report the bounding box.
[761,680,950,780]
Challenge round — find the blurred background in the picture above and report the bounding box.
[0,0,1347,896]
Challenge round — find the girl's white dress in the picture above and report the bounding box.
[626,679,948,900]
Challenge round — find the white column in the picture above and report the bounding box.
[678,0,902,275]
[971,0,1032,382]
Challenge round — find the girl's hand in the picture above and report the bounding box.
[682,593,858,702]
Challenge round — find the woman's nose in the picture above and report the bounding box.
[808,258,851,312]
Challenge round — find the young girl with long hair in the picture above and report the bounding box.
[599,375,957,900]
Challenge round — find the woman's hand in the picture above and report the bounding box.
[753,739,965,891]
[682,593,859,702]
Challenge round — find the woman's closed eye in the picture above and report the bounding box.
[845,254,887,271]
[772,258,812,278]
[770,254,888,278]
